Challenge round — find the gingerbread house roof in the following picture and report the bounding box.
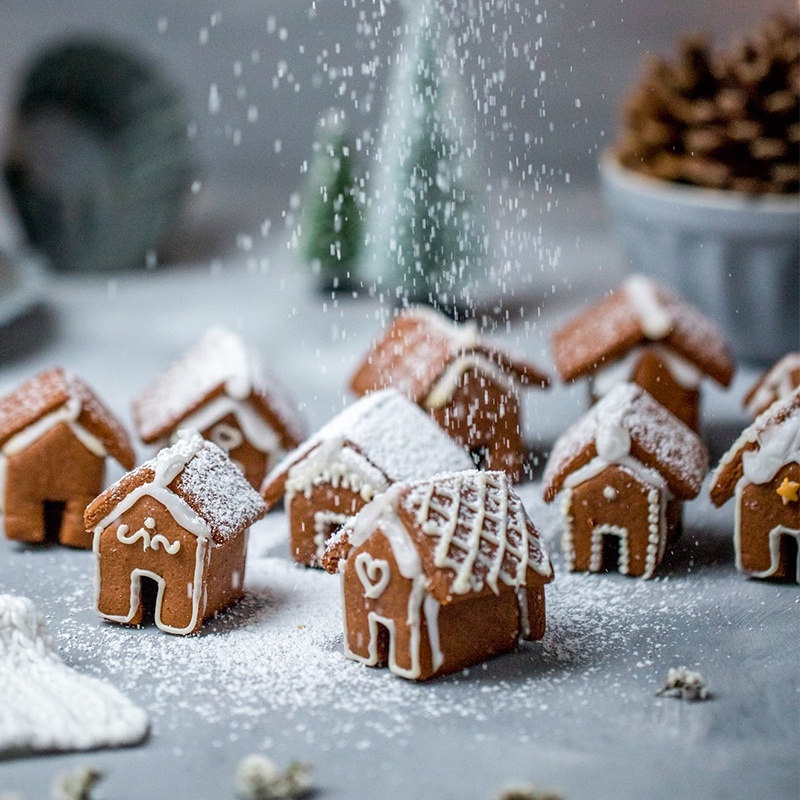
[743,353,800,417]
[350,306,549,403]
[85,430,266,543]
[542,383,708,502]
[261,389,474,508]
[551,275,735,387]
[325,470,552,604]
[132,326,305,449]
[0,367,134,469]
[710,387,800,507]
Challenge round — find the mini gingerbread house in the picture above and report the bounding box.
[261,389,474,567]
[349,306,549,481]
[0,368,134,548]
[710,387,800,583]
[322,470,553,681]
[743,353,800,418]
[542,383,708,579]
[132,327,305,490]
[551,275,735,431]
[86,430,266,635]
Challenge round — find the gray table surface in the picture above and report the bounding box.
[0,208,797,800]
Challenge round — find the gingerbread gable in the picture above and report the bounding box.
[543,383,708,502]
[743,353,800,417]
[0,367,134,469]
[350,306,549,403]
[85,430,265,543]
[710,387,800,507]
[261,389,474,507]
[132,327,305,450]
[551,276,734,387]
[327,470,552,602]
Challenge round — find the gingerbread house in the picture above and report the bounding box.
[542,383,708,579]
[743,353,800,418]
[86,430,266,635]
[551,275,735,431]
[132,326,305,490]
[322,470,553,681]
[710,388,800,582]
[349,306,549,481]
[0,368,134,548]
[261,389,474,567]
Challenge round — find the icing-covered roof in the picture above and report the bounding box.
[85,431,266,542]
[0,367,134,469]
[132,326,306,448]
[551,276,735,387]
[351,306,549,403]
[261,389,474,507]
[710,387,800,507]
[325,470,552,603]
[542,383,708,501]
[743,353,800,417]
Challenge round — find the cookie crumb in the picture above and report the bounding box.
[235,754,313,799]
[655,666,709,700]
[51,767,103,800]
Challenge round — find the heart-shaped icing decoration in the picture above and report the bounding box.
[354,552,390,600]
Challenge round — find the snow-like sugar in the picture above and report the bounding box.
[266,389,473,486]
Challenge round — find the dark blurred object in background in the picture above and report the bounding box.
[3,39,192,272]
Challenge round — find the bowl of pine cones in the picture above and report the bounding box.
[601,14,799,365]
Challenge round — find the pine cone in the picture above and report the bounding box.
[616,14,799,194]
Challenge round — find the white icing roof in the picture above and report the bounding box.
[264,389,474,492]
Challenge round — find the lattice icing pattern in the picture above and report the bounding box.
[0,595,148,756]
[400,470,551,596]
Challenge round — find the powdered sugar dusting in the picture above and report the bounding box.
[265,389,473,489]
[544,384,708,499]
[174,437,267,540]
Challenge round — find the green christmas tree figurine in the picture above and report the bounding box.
[363,0,487,312]
[300,109,363,291]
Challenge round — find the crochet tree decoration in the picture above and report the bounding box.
[300,110,363,291]
[615,13,799,194]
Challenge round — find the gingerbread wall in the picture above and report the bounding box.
[738,462,800,580]
[4,422,104,547]
[429,367,525,481]
[567,465,663,577]
[289,482,368,567]
[200,411,272,490]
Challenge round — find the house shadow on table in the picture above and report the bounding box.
[199,583,295,636]
[659,525,735,577]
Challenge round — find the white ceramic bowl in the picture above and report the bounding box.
[600,151,799,365]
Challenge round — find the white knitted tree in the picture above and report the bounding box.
[363,0,487,312]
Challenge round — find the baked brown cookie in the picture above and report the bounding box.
[0,368,134,548]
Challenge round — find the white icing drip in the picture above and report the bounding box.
[657,348,703,389]
[741,414,800,486]
[515,586,530,638]
[285,440,388,505]
[172,394,280,454]
[422,594,443,671]
[423,353,514,410]
[624,275,672,340]
[560,488,575,571]
[596,422,631,462]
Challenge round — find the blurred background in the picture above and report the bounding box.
[0,0,791,265]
